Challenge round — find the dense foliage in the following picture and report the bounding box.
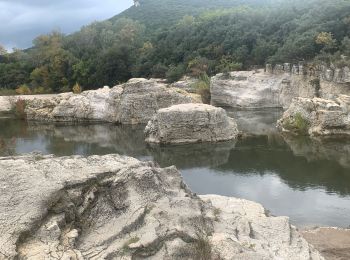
[0,0,349,93]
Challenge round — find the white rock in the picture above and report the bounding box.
[0,154,323,259]
[145,103,238,144]
[24,79,201,124]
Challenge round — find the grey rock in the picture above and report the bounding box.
[0,154,323,259]
[25,79,201,124]
[144,103,238,144]
[277,95,350,136]
[210,69,350,110]
[169,76,198,93]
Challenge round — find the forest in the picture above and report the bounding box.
[0,0,349,93]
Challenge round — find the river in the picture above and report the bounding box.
[1,109,350,228]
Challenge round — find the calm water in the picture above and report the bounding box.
[1,110,350,228]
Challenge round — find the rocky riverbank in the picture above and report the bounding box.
[277,95,350,136]
[0,154,323,259]
[210,67,350,110]
[0,94,57,113]
[14,78,200,124]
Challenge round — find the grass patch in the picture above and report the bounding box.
[191,232,213,260]
[192,73,211,104]
[283,112,309,135]
[122,236,140,251]
[213,208,221,222]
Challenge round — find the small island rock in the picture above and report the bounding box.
[145,103,239,144]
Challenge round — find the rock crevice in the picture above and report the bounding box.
[0,154,323,259]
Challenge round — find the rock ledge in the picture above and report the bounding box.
[0,154,323,259]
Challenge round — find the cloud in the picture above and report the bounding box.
[0,0,133,50]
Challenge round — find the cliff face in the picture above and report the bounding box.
[211,64,350,110]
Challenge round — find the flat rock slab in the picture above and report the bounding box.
[302,227,350,260]
[0,154,323,259]
[145,103,239,144]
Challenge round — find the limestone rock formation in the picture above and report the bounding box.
[25,79,200,124]
[145,103,238,144]
[210,70,285,109]
[210,69,350,110]
[277,95,350,136]
[0,154,323,259]
[0,94,56,113]
[169,76,197,93]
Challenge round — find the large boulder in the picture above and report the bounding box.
[0,154,323,259]
[25,79,201,124]
[145,103,239,144]
[277,95,350,136]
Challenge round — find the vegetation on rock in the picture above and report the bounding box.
[283,113,310,135]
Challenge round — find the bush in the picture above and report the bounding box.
[166,64,186,83]
[33,86,51,94]
[310,78,320,97]
[283,113,309,134]
[72,83,82,94]
[15,84,31,95]
[193,73,211,104]
[191,233,213,260]
[151,63,168,78]
[14,99,26,120]
[0,89,17,96]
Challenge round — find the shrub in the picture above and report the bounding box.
[33,86,51,94]
[72,83,82,94]
[193,73,211,104]
[14,99,26,120]
[166,64,186,83]
[283,113,309,134]
[191,233,213,260]
[151,63,168,78]
[0,89,17,96]
[310,78,320,97]
[15,84,31,95]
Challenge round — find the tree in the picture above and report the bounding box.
[315,32,337,51]
[0,45,7,56]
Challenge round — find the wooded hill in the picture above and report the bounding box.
[0,0,349,93]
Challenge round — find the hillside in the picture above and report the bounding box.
[0,0,349,92]
[113,0,274,31]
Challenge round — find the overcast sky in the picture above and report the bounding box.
[0,0,134,50]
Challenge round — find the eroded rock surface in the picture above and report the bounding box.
[210,69,350,109]
[277,95,350,136]
[301,227,350,260]
[0,95,57,113]
[0,154,323,259]
[145,103,238,144]
[25,79,200,124]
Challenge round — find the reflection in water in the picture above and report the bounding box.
[1,112,350,227]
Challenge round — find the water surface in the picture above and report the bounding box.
[1,111,350,228]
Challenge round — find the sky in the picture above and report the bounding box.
[0,0,134,50]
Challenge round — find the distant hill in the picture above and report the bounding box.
[0,0,349,92]
[112,0,274,31]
